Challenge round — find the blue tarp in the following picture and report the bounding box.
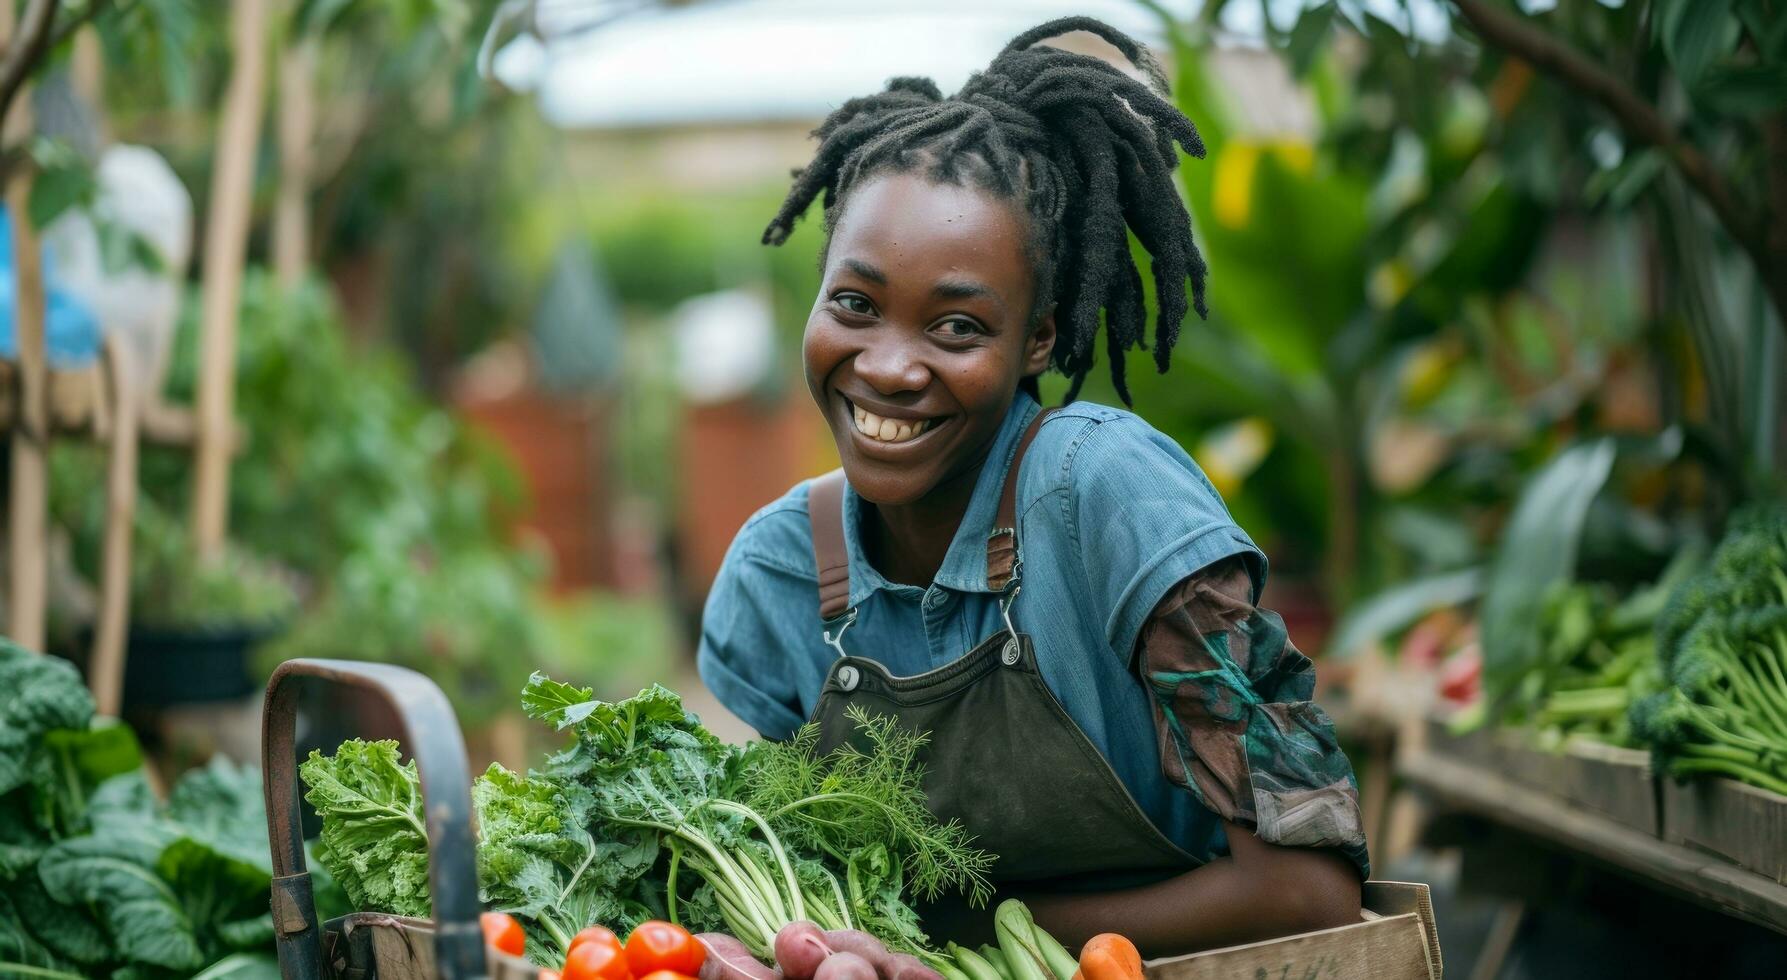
[0,207,102,369]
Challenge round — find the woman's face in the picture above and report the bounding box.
[803,172,1056,507]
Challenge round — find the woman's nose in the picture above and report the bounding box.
[851,333,931,394]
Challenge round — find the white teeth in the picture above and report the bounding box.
[851,404,934,444]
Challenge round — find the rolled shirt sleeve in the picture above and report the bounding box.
[1136,557,1371,878]
[1067,416,1266,659]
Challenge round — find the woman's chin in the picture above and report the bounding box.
[836,459,935,508]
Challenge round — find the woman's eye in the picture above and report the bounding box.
[937,318,982,338]
[836,294,875,316]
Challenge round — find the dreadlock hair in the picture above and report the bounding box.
[762,16,1208,405]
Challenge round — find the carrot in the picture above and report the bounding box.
[1076,935,1142,980]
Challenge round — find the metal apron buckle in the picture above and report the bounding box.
[823,607,858,658]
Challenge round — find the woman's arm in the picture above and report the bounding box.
[1018,821,1361,957]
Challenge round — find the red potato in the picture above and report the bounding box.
[815,929,939,980]
[817,931,887,965]
[813,952,878,980]
[697,933,779,980]
[880,953,942,980]
[774,922,835,980]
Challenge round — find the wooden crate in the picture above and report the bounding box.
[1661,777,1787,884]
[1496,734,1660,837]
[1145,881,1441,980]
[323,913,540,979]
[1425,720,1660,837]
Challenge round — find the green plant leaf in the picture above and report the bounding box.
[12,875,111,967]
[1285,2,1337,77]
[190,952,284,979]
[0,642,94,798]
[1657,0,1737,90]
[298,740,430,917]
[0,889,84,979]
[1697,63,1787,115]
[1480,439,1619,703]
[1325,568,1484,659]
[37,818,202,972]
[31,720,144,839]
[25,140,97,229]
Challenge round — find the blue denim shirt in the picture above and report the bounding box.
[697,393,1264,862]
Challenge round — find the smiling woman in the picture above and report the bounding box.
[697,16,1367,960]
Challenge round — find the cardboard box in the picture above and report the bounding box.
[1145,881,1441,980]
[1661,776,1787,884]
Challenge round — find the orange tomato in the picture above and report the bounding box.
[625,922,705,977]
[564,938,635,980]
[480,912,526,958]
[638,970,699,980]
[571,926,626,958]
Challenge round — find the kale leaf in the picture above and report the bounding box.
[300,738,432,917]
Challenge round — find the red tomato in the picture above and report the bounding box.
[571,926,626,958]
[480,912,526,957]
[625,922,705,977]
[565,938,635,980]
[638,970,699,980]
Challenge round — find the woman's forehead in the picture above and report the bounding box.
[826,172,1031,290]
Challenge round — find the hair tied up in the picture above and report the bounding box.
[765,17,1210,405]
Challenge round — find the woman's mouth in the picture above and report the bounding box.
[846,399,947,446]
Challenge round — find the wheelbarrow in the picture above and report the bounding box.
[262,658,541,979]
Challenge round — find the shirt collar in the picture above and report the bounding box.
[841,393,1041,606]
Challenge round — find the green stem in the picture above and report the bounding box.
[699,799,806,922]
[535,912,574,955]
[606,812,780,943]
[666,837,684,926]
[1668,758,1787,796]
[1713,642,1787,738]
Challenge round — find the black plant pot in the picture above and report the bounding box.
[104,622,286,708]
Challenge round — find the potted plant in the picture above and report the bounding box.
[110,499,300,707]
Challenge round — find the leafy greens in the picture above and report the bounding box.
[304,674,994,966]
[0,639,305,978]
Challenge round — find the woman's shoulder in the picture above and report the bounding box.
[1023,400,1224,504]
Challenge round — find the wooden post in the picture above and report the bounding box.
[191,0,270,558]
[4,0,49,650]
[273,35,315,289]
[90,335,137,715]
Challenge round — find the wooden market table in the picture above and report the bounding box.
[1397,742,1787,937]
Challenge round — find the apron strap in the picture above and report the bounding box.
[808,406,1058,621]
[809,470,852,622]
[987,407,1056,592]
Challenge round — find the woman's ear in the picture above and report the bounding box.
[1024,307,1057,376]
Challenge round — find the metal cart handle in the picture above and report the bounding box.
[262,658,487,980]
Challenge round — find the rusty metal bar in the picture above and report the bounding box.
[262,658,487,979]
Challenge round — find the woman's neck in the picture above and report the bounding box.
[862,455,985,588]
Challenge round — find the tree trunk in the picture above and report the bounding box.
[191,0,270,558]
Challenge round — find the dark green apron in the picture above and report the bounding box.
[805,411,1197,933]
